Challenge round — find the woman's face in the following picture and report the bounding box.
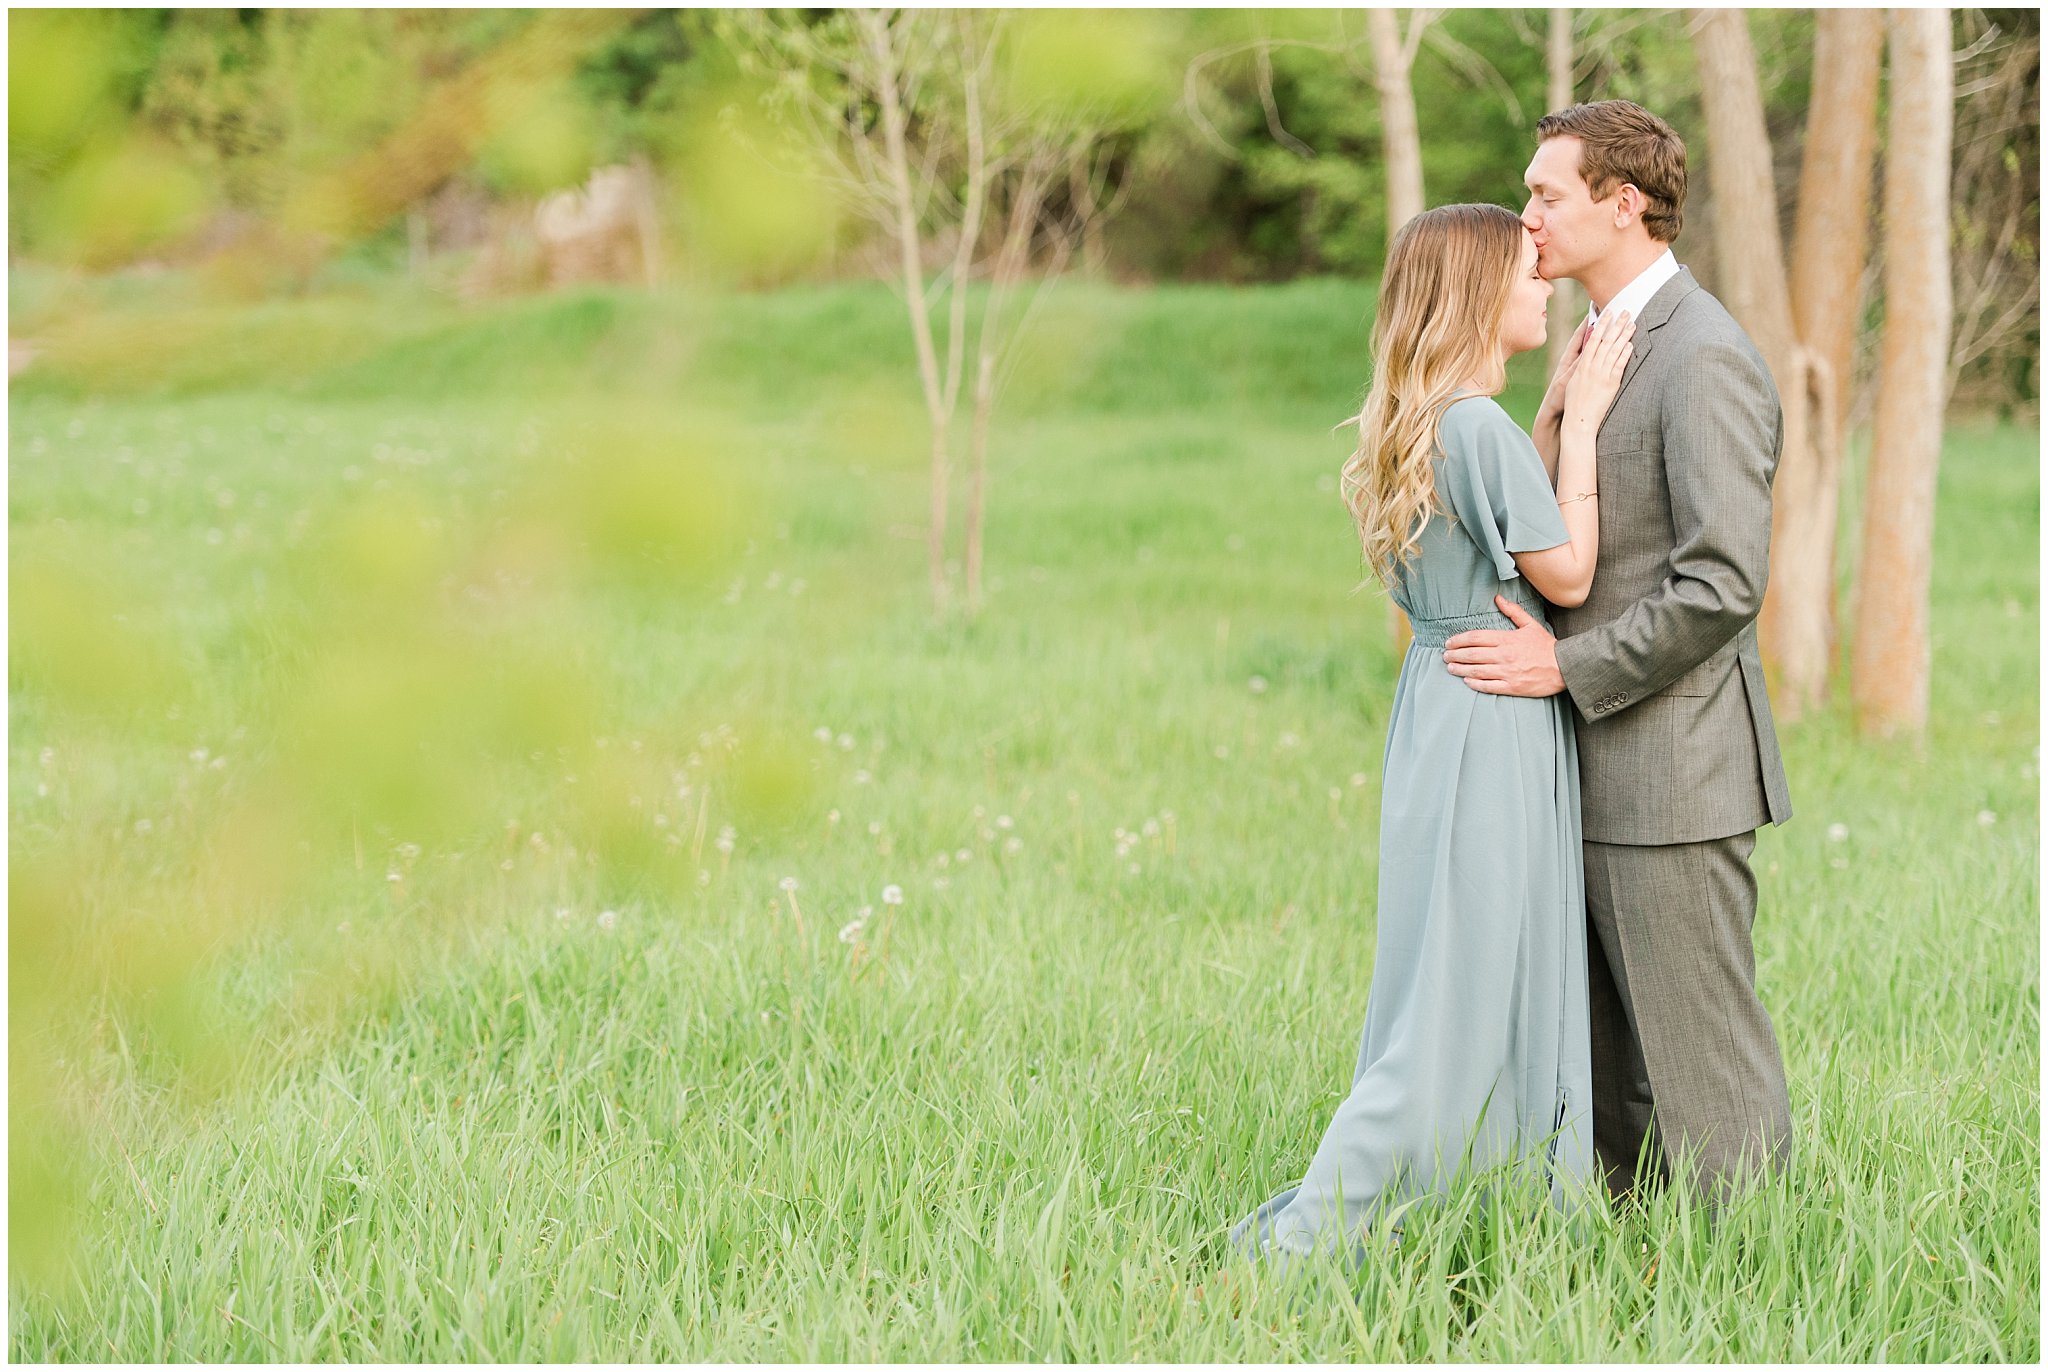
[1500,230,1554,356]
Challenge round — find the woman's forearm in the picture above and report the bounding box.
[1555,418,1600,579]
[1533,395,1564,482]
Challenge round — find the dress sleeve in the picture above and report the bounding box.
[1435,398,1570,581]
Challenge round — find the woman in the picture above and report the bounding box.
[1229,203,1635,1269]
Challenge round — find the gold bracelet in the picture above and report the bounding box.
[1557,490,1598,505]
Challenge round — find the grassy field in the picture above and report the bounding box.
[8,278,2038,1359]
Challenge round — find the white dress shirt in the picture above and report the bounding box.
[1587,247,1679,327]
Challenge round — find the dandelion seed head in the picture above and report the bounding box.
[597,909,619,931]
[779,876,799,892]
[1826,823,1849,843]
[1248,676,1268,695]
[1977,810,1998,827]
[881,884,904,905]
[996,815,1013,829]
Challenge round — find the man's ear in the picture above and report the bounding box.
[1613,183,1645,229]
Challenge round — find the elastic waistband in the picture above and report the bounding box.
[1404,605,1543,647]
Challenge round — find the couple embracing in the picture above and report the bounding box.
[1231,100,1796,1268]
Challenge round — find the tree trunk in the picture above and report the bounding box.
[1783,9,1884,689]
[1791,10,1884,442]
[860,10,953,614]
[1367,9,1425,235]
[1368,8,1426,654]
[1851,8,1953,740]
[965,155,1051,618]
[1545,7,1584,373]
[1692,8,1830,718]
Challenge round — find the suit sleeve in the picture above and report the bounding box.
[1553,338,1782,721]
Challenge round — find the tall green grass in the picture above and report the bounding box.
[8,280,2037,1359]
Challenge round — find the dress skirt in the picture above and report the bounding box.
[1229,615,1597,1267]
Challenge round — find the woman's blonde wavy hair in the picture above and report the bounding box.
[1340,203,1527,589]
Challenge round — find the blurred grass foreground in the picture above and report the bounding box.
[6,5,2040,1361]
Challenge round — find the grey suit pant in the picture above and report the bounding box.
[1584,831,1792,1205]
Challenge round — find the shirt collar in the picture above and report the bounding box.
[1588,247,1679,326]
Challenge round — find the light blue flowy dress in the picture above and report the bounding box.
[1230,394,1596,1269]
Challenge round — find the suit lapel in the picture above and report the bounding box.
[1598,267,1698,431]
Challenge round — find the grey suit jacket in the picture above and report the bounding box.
[1550,267,1795,846]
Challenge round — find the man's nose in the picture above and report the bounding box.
[1520,206,1542,232]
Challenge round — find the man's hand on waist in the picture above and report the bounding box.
[1442,595,1566,697]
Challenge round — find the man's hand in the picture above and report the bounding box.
[1442,596,1565,697]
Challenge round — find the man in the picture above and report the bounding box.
[1442,100,1795,1207]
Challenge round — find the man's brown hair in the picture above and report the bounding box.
[1536,99,1687,242]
